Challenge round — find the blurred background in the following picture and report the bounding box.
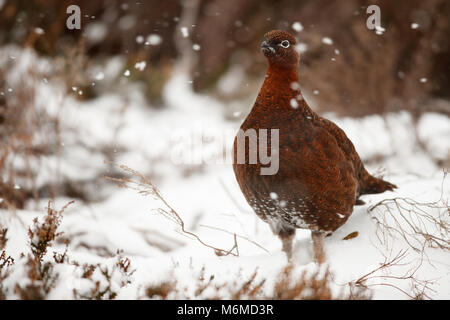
[0,0,449,216]
[1,0,449,207]
[1,0,450,114]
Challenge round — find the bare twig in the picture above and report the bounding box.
[199,224,269,253]
[369,171,449,252]
[104,162,239,256]
[350,248,436,300]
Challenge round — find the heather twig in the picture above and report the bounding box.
[369,171,449,252]
[350,248,436,300]
[105,162,239,256]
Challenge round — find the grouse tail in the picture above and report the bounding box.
[360,173,397,195]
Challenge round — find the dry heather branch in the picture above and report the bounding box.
[74,251,136,300]
[14,200,74,299]
[145,264,369,300]
[369,171,449,252]
[0,228,7,250]
[0,249,14,300]
[104,162,239,257]
[349,249,436,300]
[146,280,177,300]
[1,200,135,300]
[0,56,65,208]
[28,200,74,261]
[199,225,269,254]
[271,264,350,300]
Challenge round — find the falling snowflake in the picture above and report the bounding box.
[295,43,308,53]
[136,35,144,44]
[375,25,386,35]
[34,27,45,35]
[290,82,300,91]
[134,61,147,71]
[290,98,299,109]
[146,34,162,46]
[292,22,303,32]
[95,72,105,81]
[322,37,333,45]
[181,27,189,38]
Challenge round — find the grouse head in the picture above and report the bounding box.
[261,30,299,70]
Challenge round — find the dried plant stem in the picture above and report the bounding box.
[369,171,449,252]
[350,248,436,300]
[199,224,269,253]
[105,162,239,256]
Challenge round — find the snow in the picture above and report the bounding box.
[292,22,304,32]
[118,15,136,30]
[375,25,386,35]
[290,98,299,109]
[146,34,162,46]
[85,23,108,44]
[295,43,308,53]
[181,27,189,38]
[269,192,278,200]
[0,46,449,300]
[134,61,147,71]
[95,72,105,81]
[136,35,145,44]
[34,28,45,35]
[322,37,333,45]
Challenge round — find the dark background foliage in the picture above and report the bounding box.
[1,0,449,116]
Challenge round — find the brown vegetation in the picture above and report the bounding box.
[145,264,370,300]
[1,0,449,115]
[369,171,449,252]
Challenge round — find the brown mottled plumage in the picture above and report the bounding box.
[233,30,396,262]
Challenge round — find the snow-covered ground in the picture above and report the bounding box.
[0,46,449,299]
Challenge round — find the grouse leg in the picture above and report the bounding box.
[278,229,296,261]
[311,231,326,264]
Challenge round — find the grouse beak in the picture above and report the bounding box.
[261,40,275,56]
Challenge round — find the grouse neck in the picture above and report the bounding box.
[257,64,315,117]
[266,64,299,87]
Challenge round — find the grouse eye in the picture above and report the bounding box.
[279,40,290,48]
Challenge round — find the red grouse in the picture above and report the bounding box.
[233,30,396,262]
